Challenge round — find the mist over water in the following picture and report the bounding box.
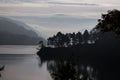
[0,45,38,54]
[0,45,120,80]
[0,45,100,80]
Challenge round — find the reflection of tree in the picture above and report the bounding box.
[0,65,5,78]
[47,60,98,80]
[38,9,120,80]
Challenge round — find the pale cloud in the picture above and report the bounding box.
[16,15,97,38]
[0,0,120,38]
[0,0,120,7]
[0,0,119,18]
[0,3,51,7]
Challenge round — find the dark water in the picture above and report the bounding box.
[41,56,120,80]
[0,46,120,80]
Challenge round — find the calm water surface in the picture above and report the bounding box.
[0,45,119,80]
[0,45,52,80]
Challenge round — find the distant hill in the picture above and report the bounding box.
[0,17,44,45]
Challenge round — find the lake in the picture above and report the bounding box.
[0,45,119,80]
[0,45,52,80]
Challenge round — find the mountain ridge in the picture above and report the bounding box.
[0,17,44,45]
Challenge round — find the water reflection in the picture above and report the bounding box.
[39,54,120,80]
[39,57,100,80]
[47,60,98,80]
[0,65,5,78]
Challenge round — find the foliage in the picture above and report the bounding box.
[95,9,120,34]
[47,9,120,48]
[47,30,90,47]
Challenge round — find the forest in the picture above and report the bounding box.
[47,30,90,47]
[46,9,120,48]
[37,9,120,80]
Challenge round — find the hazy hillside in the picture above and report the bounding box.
[0,17,44,45]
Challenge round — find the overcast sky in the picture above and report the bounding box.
[0,0,120,38]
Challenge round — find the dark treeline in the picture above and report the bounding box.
[46,9,120,48]
[47,30,91,47]
[37,9,120,80]
[38,9,120,58]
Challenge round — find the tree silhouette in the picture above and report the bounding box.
[48,32,66,47]
[55,32,65,47]
[0,65,5,78]
[70,32,77,46]
[47,30,91,47]
[95,9,120,34]
[76,32,83,45]
[83,30,90,44]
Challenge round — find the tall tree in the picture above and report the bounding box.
[95,9,120,34]
[55,32,64,47]
[83,30,90,44]
[76,32,83,45]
